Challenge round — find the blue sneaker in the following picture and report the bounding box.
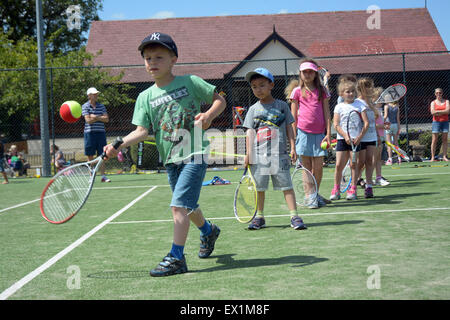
[150,253,188,277]
[290,216,307,230]
[248,216,266,230]
[198,223,220,258]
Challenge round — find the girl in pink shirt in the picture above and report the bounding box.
[286,58,331,208]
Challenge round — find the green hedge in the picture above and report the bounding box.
[418,131,443,158]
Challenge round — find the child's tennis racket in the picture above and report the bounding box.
[233,165,258,223]
[40,137,123,224]
[385,140,410,162]
[291,161,318,207]
[347,110,363,163]
[374,84,407,104]
[318,66,329,87]
[340,160,352,193]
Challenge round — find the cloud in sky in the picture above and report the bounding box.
[150,11,176,19]
[111,13,126,20]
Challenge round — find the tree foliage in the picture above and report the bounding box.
[0,0,103,53]
[0,32,135,141]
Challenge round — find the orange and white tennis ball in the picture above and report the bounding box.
[321,141,329,150]
[60,101,82,123]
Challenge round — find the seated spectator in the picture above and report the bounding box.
[51,145,66,171]
[7,145,30,176]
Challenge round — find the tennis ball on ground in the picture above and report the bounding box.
[60,101,82,123]
[321,141,329,150]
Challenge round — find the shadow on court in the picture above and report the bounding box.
[3,179,33,184]
[86,254,328,278]
[88,271,149,279]
[329,191,436,208]
[262,219,364,230]
[191,254,328,273]
[303,220,364,228]
[387,177,433,186]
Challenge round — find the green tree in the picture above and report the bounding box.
[0,0,103,53]
[0,32,134,141]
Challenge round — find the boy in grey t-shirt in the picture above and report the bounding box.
[243,68,306,231]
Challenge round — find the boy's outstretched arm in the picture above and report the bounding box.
[104,125,149,159]
[194,92,226,130]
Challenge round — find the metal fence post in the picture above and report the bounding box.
[49,67,56,173]
[36,0,51,176]
[284,59,288,88]
[402,53,410,152]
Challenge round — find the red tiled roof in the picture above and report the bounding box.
[86,8,448,82]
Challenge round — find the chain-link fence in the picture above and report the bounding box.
[1,51,449,177]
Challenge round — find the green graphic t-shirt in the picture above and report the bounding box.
[132,75,216,165]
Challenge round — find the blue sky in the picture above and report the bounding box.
[98,0,449,50]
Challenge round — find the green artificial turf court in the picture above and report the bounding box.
[0,163,449,300]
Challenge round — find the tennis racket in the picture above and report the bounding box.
[374,84,407,104]
[291,161,318,207]
[347,110,363,163]
[40,137,123,224]
[233,165,258,223]
[318,66,329,87]
[340,159,352,193]
[385,140,410,162]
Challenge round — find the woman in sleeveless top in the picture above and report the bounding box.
[430,88,449,161]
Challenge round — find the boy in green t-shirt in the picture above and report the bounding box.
[104,32,226,277]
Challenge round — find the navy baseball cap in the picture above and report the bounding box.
[138,32,178,57]
[245,67,274,83]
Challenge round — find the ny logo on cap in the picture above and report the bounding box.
[150,32,161,41]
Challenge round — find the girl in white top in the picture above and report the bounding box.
[356,78,379,198]
[330,80,369,201]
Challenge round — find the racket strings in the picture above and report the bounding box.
[235,176,257,222]
[292,169,317,206]
[340,162,352,192]
[377,84,407,103]
[42,165,93,222]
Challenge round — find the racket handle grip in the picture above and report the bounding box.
[112,137,123,150]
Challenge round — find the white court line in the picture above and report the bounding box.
[0,186,157,300]
[0,198,41,214]
[109,206,450,225]
[1,169,448,215]
[0,185,167,215]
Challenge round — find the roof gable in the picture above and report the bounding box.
[228,29,304,78]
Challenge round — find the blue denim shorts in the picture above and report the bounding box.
[385,123,399,136]
[84,132,107,156]
[432,121,449,133]
[296,129,326,157]
[250,154,293,191]
[166,158,208,211]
